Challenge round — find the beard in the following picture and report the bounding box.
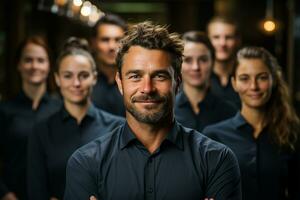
[125,92,173,125]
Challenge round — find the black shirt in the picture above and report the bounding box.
[203,112,300,200]
[27,104,125,200]
[175,90,237,131]
[64,121,241,200]
[210,72,241,108]
[0,91,61,200]
[91,74,125,117]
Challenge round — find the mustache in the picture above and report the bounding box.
[132,94,165,102]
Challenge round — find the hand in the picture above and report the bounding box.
[204,198,214,200]
[1,192,18,200]
[90,196,97,200]
[50,197,59,200]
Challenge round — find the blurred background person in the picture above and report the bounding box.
[91,14,128,116]
[203,46,300,200]
[175,31,236,131]
[207,16,241,108]
[0,35,61,200]
[27,37,124,200]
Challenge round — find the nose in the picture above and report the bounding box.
[108,40,118,50]
[219,37,226,46]
[191,60,200,70]
[141,76,155,94]
[249,78,258,90]
[73,77,81,87]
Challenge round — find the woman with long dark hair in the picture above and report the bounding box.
[203,46,300,200]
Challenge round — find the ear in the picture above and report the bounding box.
[175,75,182,94]
[92,71,98,86]
[115,72,123,95]
[54,73,60,87]
[231,76,237,92]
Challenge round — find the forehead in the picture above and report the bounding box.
[59,54,92,72]
[122,46,172,71]
[22,43,48,57]
[184,42,211,56]
[97,24,124,38]
[236,58,270,74]
[208,22,236,36]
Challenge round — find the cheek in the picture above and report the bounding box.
[235,82,249,94]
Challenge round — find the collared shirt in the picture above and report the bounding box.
[203,112,300,200]
[0,91,61,200]
[64,121,241,200]
[27,104,125,200]
[91,73,125,117]
[210,72,241,108]
[175,90,237,131]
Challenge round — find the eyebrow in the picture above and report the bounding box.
[125,69,172,77]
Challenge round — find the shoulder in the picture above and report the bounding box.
[69,124,123,166]
[202,117,236,138]
[180,125,237,168]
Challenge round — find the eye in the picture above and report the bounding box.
[183,56,192,64]
[153,73,170,81]
[238,75,249,82]
[257,74,269,81]
[79,72,91,80]
[23,57,33,63]
[37,58,47,64]
[198,56,209,63]
[62,73,72,79]
[128,74,141,81]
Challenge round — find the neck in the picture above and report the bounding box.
[213,59,235,86]
[98,62,117,84]
[126,113,173,154]
[183,83,208,114]
[241,105,266,138]
[22,82,47,110]
[64,100,91,124]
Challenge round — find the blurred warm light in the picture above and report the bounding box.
[263,20,276,32]
[73,0,82,7]
[89,7,102,26]
[55,0,67,6]
[80,1,92,17]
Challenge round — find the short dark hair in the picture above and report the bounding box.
[92,13,128,37]
[182,31,215,61]
[116,21,184,80]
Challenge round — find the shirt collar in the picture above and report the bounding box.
[17,90,50,105]
[176,91,190,107]
[120,121,184,151]
[61,103,98,121]
[231,112,247,127]
[176,89,216,109]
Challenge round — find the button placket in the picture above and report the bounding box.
[145,156,155,200]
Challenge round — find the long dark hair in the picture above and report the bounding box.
[233,46,299,150]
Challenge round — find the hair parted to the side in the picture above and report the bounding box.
[116,21,184,80]
[56,37,96,73]
[92,13,128,37]
[233,46,300,150]
[182,31,215,62]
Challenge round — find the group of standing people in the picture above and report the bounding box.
[0,13,299,200]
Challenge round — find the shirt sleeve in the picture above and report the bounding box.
[64,147,100,200]
[27,121,50,200]
[205,145,242,200]
[0,106,10,198]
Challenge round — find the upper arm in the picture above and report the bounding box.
[27,122,50,199]
[205,147,241,200]
[64,150,99,200]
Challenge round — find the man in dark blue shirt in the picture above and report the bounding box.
[175,31,237,131]
[91,14,127,116]
[207,16,241,108]
[64,21,241,200]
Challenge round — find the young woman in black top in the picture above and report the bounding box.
[0,35,60,200]
[203,46,300,200]
[27,37,124,200]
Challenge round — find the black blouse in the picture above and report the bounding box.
[27,104,125,200]
[203,112,300,200]
[0,91,61,200]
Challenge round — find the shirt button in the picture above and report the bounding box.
[147,187,153,193]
